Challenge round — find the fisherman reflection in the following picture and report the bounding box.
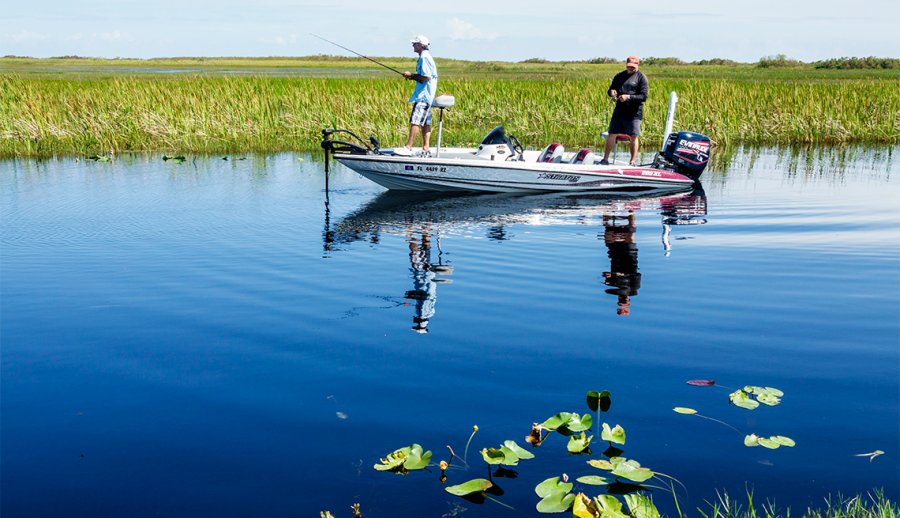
[602,210,641,316]
[404,228,453,333]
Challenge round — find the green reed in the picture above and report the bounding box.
[1,72,897,157]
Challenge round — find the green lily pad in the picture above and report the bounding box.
[594,494,628,518]
[537,491,576,513]
[625,494,661,518]
[607,457,654,483]
[586,390,612,412]
[757,393,781,406]
[764,387,784,397]
[373,444,431,472]
[503,440,535,459]
[587,459,613,470]
[601,423,626,445]
[729,389,760,410]
[541,412,592,433]
[744,434,760,447]
[541,412,574,431]
[575,475,609,486]
[535,476,573,498]
[481,447,509,465]
[673,407,697,415]
[402,443,432,470]
[757,437,781,449]
[445,478,493,496]
[567,432,593,453]
[770,435,795,447]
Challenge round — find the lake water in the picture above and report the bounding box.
[2,148,898,517]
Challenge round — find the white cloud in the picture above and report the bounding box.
[261,33,298,46]
[8,30,46,42]
[446,18,497,41]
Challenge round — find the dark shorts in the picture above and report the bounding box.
[608,114,641,137]
[409,102,433,126]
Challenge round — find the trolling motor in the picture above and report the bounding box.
[320,128,375,156]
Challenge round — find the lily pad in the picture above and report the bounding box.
[757,437,780,449]
[567,432,593,454]
[575,475,609,486]
[744,434,760,447]
[373,444,432,472]
[541,412,592,433]
[625,494,661,518]
[609,458,654,483]
[481,447,512,465]
[537,491,576,513]
[673,407,698,415]
[503,440,535,460]
[729,389,760,410]
[686,379,716,386]
[445,478,493,496]
[757,393,781,406]
[771,435,795,447]
[587,459,613,470]
[586,390,612,412]
[601,423,626,445]
[535,476,573,498]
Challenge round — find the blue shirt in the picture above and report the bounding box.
[408,50,437,104]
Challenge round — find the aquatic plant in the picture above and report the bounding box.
[535,475,576,513]
[480,440,535,467]
[372,443,431,473]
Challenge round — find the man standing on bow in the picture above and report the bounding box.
[600,56,649,166]
[398,35,438,156]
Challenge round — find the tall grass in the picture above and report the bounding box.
[1,72,898,157]
[696,489,897,518]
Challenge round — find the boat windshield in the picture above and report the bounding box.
[480,126,512,147]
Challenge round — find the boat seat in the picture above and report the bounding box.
[569,148,596,164]
[537,143,564,163]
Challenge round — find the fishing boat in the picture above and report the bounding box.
[321,92,712,193]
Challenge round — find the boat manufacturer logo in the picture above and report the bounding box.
[537,173,581,183]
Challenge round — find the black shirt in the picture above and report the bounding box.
[608,70,649,120]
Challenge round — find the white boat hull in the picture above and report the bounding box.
[335,154,696,193]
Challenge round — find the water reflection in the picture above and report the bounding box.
[328,187,707,330]
[403,229,454,333]
[602,211,640,316]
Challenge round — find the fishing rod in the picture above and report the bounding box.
[310,34,405,76]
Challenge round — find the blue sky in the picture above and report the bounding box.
[2,0,898,62]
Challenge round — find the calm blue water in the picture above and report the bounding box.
[2,148,898,517]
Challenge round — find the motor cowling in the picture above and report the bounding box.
[662,131,711,178]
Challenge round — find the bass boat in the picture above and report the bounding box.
[321,92,712,194]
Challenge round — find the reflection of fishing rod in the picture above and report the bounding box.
[311,34,405,76]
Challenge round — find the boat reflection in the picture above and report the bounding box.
[327,187,707,328]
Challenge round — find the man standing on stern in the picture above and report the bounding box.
[600,56,649,166]
[398,35,438,156]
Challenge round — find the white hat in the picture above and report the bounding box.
[410,35,430,46]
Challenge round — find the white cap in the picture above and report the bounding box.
[410,35,430,47]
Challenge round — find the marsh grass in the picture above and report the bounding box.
[695,489,897,518]
[1,58,898,157]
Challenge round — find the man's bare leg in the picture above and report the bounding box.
[629,137,640,165]
[405,125,421,149]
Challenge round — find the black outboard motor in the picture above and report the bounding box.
[661,131,711,178]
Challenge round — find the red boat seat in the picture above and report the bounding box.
[537,143,564,163]
[570,148,596,164]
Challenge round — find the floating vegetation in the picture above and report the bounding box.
[854,450,885,462]
[480,440,535,467]
[728,386,784,410]
[587,457,655,483]
[567,432,594,454]
[541,412,593,434]
[672,407,741,433]
[87,154,111,162]
[162,154,186,163]
[601,423,626,445]
[372,444,431,473]
[535,476,576,513]
[744,434,796,449]
[686,379,717,387]
[586,390,612,412]
[445,478,492,496]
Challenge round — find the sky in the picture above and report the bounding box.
[2,0,899,62]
